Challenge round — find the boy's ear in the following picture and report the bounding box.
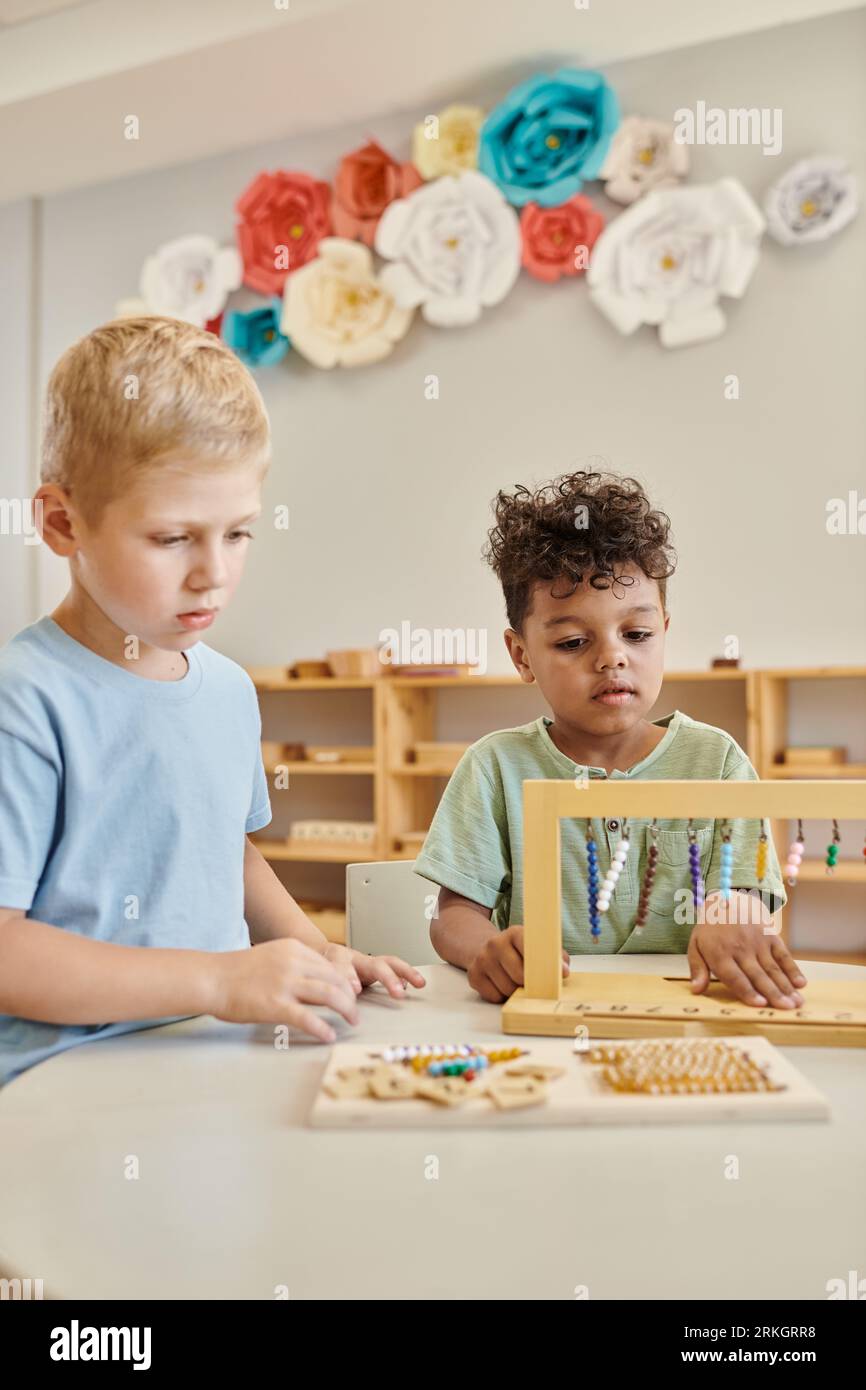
[32,485,78,556]
[504,627,535,684]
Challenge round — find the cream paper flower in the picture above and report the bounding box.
[117,234,241,327]
[280,237,413,368]
[764,156,859,246]
[374,170,520,327]
[599,115,689,205]
[412,104,485,180]
[587,178,765,349]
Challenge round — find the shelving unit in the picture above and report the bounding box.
[246,664,864,957]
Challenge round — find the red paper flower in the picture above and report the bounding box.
[235,170,332,296]
[331,139,422,248]
[520,193,605,283]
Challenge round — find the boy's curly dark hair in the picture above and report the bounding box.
[483,469,677,633]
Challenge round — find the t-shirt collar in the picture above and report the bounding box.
[537,710,683,779]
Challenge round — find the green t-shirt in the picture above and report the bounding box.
[414,709,787,955]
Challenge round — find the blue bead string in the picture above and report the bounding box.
[586,831,601,940]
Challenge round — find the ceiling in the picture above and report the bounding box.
[0,0,861,204]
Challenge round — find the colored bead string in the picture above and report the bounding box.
[784,819,805,888]
[688,820,705,911]
[597,821,630,915]
[586,824,601,940]
[826,819,841,875]
[755,826,768,884]
[634,819,659,934]
[376,1044,524,1068]
[719,819,733,900]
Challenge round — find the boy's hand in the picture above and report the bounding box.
[323,942,426,1000]
[689,893,807,1009]
[468,925,570,1003]
[212,938,361,1042]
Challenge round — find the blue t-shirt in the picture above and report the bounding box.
[0,616,272,1087]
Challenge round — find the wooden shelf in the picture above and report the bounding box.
[263,762,375,775]
[794,860,865,884]
[249,662,865,948]
[794,949,866,966]
[389,763,458,777]
[251,838,380,863]
[758,667,866,680]
[768,764,866,779]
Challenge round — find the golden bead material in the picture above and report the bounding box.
[586,1039,785,1096]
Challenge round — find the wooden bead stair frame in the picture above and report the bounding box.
[501,779,866,1047]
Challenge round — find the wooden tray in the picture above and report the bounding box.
[309,1037,829,1129]
[502,971,866,1047]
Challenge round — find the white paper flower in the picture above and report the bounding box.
[587,178,765,348]
[599,116,689,205]
[280,237,413,368]
[129,234,241,327]
[764,156,858,246]
[374,170,521,327]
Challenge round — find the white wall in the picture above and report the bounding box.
[23,5,866,674]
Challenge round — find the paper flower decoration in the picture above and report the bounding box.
[599,116,689,205]
[116,235,241,328]
[235,170,331,296]
[374,171,520,327]
[222,301,290,367]
[280,238,413,368]
[478,68,619,208]
[587,178,765,349]
[764,156,859,246]
[412,104,486,179]
[520,194,604,283]
[331,139,422,248]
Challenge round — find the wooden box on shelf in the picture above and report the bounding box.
[409,741,470,770]
[326,649,383,678]
[290,819,377,847]
[305,745,375,764]
[261,740,305,766]
[783,746,847,767]
[290,660,331,679]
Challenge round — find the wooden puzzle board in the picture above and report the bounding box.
[502,972,866,1047]
[308,1037,830,1129]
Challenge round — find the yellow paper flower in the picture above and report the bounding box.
[412,104,485,180]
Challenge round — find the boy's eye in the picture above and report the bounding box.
[153,529,254,547]
[555,630,653,652]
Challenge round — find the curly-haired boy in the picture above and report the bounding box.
[415,470,804,1009]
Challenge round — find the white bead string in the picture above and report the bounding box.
[597,822,630,914]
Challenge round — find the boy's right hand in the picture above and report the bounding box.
[467,925,570,1003]
[211,939,360,1043]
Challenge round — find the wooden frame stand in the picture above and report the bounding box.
[501,780,866,1047]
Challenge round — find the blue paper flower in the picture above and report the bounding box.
[222,300,290,367]
[479,69,620,208]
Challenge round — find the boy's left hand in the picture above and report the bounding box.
[323,943,426,1001]
[688,892,808,1009]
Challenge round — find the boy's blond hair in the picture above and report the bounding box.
[40,315,271,529]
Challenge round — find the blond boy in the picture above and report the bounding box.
[0,316,423,1086]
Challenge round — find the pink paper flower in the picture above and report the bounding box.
[235,170,332,296]
[331,139,422,247]
[520,194,605,282]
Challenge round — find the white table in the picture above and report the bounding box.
[0,955,864,1300]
